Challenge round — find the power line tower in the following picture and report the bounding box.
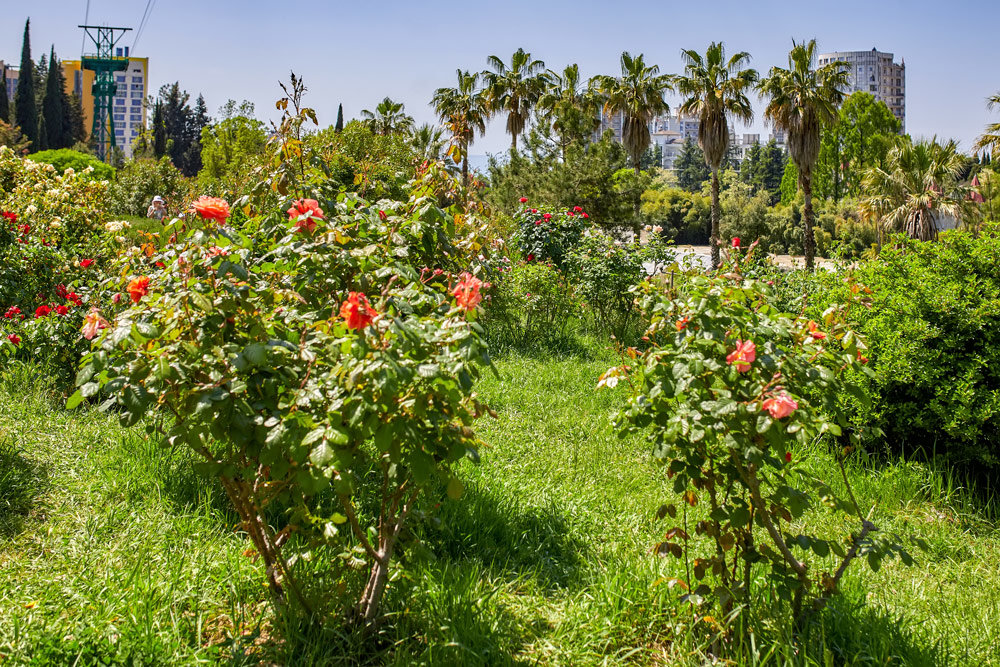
[79,25,132,162]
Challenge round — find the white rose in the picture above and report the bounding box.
[653,225,663,234]
[64,167,75,176]
[25,205,37,216]
[50,221,62,229]
[116,236,127,244]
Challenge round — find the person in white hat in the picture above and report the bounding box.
[147,196,168,221]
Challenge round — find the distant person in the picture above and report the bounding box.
[147,196,168,221]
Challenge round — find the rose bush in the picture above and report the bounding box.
[610,267,919,631]
[514,200,589,269]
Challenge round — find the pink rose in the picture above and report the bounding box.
[762,392,798,419]
[726,339,756,373]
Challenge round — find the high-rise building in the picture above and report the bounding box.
[1,62,19,107]
[63,51,149,159]
[817,48,905,131]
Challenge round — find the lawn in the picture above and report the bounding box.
[1,347,998,665]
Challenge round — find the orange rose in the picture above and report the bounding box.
[339,292,377,330]
[192,196,230,223]
[127,276,150,303]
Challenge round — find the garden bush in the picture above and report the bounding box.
[514,199,589,269]
[28,149,115,181]
[107,157,190,218]
[568,227,673,341]
[480,260,577,350]
[611,250,916,630]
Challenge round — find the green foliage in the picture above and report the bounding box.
[739,139,787,203]
[568,228,673,340]
[780,160,798,205]
[14,19,37,150]
[641,184,711,244]
[815,92,901,201]
[513,200,589,268]
[831,227,1000,471]
[29,149,114,180]
[616,263,913,628]
[675,137,710,191]
[310,120,417,200]
[107,157,189,217]
[480,260,577,350]
[196,102,267,196]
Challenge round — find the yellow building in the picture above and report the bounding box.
[63,55,149,158]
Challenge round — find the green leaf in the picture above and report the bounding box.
[310,442,334,467]
[80,382,99,399]
[66,390,84,410]
[446,477,465,500]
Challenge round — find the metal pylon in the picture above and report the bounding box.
[79,25,132,162]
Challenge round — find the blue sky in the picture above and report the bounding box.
[4,0,998,156]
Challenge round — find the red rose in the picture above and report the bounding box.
[732,237,741,248]
[287,199,324,234]
[785,451,792,463]
[573,206,583,212]
[340,292,377,330]
[7,333,20,346]
[55,305,69,316]
[535,220,542,226]
[519,197,528,203]
[452,273,485,310]
[526,254,535,262]
[112,293,123,304]
[35,305,51,318]
[80,259,95,268]
[582,213,589,219]
[4,306,20,319]
[542,213,552,221]
[378,210,387,221]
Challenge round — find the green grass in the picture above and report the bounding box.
[1,347,999,665]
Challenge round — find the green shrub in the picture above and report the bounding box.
[833,228,1000,470]
[28,149,115,181]
[514,200,589,269]
[107,157,190,218]
[568,228,673,341]
[480,260,577,350]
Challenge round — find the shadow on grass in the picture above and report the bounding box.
[422,483,587,591]
[0,439,49,539]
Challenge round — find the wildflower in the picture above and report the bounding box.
[80,259,95,268]
[127,276,151,303]
[762,392,799,419]
[519,197,528,203]
[726,339,756,373]
[807,321,827,340]
[675,316,689,331]
[7,333,20,346]
[81,310,110,340]
[192,196,230,222]
[340,292,377,330]
[732,237,740,248]
[287,198,324,234]
[452,273,485,310]
[35,305,51,318]
[55,305,69,316]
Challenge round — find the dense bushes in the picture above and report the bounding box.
[106,157,190,217]
[28,149,115,181]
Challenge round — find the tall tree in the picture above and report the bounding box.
[360,97,414,136]
[41,47,68,149]
[152,100,166,157]
[431,69,488,187]
[675,137,711,191]
[67,93,86,145]
[14,19,38,150]
[0,65,9,124]
[184,93,210,173]
[859,137,975,241]
[410,123,447,163]
[483,48,546,152]
[675,42,758,268]
[759,39,850,269]
[335,103,344,134]
[593,52,672,177]
[974,93,1000,162]
[537,64,604,160]
[815,91,900,201]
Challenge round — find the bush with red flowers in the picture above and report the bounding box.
[73,125,493,625]
[514,201,589,269]
[611,272,918,629]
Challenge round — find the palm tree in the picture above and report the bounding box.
[482,48,546,152]
[592,52,672,177]
[675,43,758,269]
[431,69,489,187]
[538,64,604,161]
[410,123,448,163]
[974,93,1000,161]
[360,97,415,136]
[759,40,850,269]
[859,137,975,241]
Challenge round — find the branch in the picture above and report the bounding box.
[739,460,808,579]
[339,493,381,563]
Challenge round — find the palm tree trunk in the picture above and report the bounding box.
[801,169,816,270]
[462,148,469,188]
[710,167,721,270]
[511,133,517,153]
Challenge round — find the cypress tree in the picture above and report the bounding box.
[67,93,87,145]
[42,46,67,149]
[36,112,47,150]
[335,103,344,133]
[0,66,9,124]
[152,100,166,157]
[14,19,38,150]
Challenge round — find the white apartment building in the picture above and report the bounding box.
[817,48,905,131]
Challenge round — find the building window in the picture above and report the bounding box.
[130,114,143,122]
[116,76,125,83]
[130,91,143,98]
[869,85,877,92]
[115,98,125,106]
[131,99,142,106]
